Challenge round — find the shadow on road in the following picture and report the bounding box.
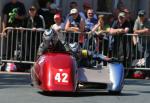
[0,72,30,89]
[38,91,139,97]
[125,79,150,86]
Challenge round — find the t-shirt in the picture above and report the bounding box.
[80,12,97,20]
[134,18,150,30]
[68,15,82,28]
[134,18,150,43]
[111,20,130,30]
[38,8,55,29]
[111,20,131,52]
[51,23,64,31]
[52,23,65,41]
[85,18,98,31]
[2,1,26,27]
[24,15,44,28]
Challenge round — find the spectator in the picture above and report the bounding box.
[85,9,98,32]
[134,10,150,35]
[52,14,64,32]
[64,1,88,24]
[92,15,111,59]
[80,1,97,20]
[122,8,134,63]
[25,5,45,29]
[110,12,130,62]
[65,8,85,44]
[24,5,45,61]
[2,0,26,31]
[51,14,65,41]
[1,0,26,64]
[92,15,110,32]
[133,10,150,79]
[110,12,130,35]
[122,8,134,33]
[65,8,85,32]
[38,1,55,29]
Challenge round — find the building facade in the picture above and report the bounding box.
[0,0,150,31]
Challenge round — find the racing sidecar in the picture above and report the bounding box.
[31,52,124,94]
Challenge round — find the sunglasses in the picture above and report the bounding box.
[88,13,93,15]
[139,14,144,17]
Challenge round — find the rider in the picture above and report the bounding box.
[37,28,119,64]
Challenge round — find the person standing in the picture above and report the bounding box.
[133,10,150,79]
[51,14,65,41]
[85,9,97,32]
[25,5,45,29]
[2,0,26,30]
[24,5,45,61]
[65,8,85,44]
[110,12,130,63]
[65,8,85,33]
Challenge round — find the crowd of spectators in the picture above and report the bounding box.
[1,0,150,79]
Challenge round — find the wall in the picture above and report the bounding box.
[60,0,95,17]
[138,0,150,17]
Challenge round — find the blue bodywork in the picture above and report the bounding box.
[108,63,124,92]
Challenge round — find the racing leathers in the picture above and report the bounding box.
[37,29,119,64]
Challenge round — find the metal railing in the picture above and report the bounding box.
[0,27,150,70]
[0,27,45,64]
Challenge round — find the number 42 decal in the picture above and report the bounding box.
[55,73,68,83]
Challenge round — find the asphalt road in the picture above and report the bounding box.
[0,72,150,103]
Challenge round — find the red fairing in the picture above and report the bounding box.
[34,53,78,92]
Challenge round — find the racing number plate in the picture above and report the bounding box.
[54,69,69,85]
